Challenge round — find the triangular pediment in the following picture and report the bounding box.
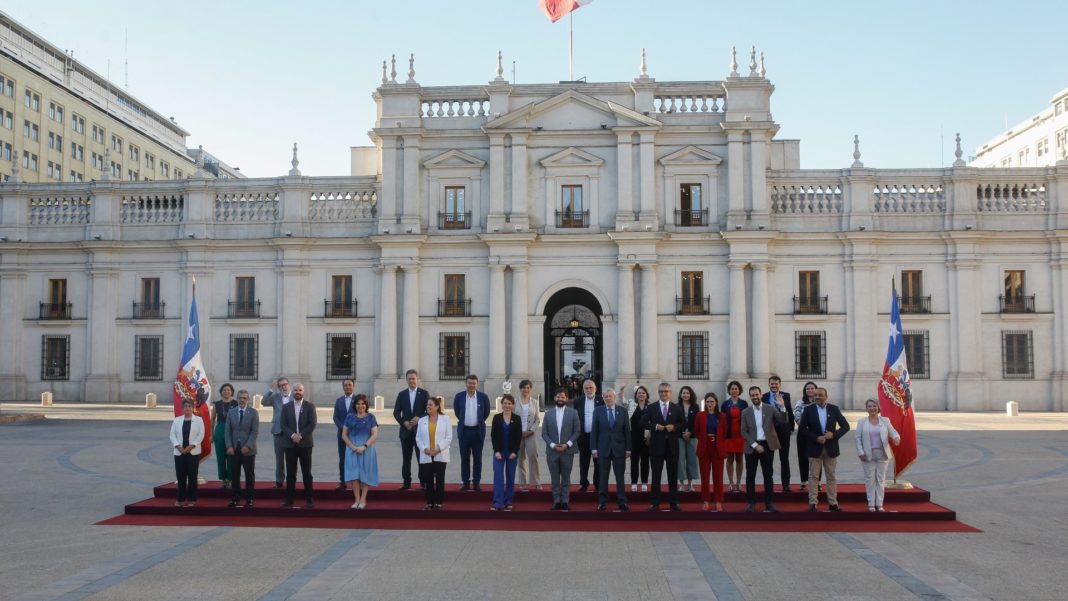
[485,89,661,131]
[539,147,605,168]
[658,145,723,166]
[423,149,486,169]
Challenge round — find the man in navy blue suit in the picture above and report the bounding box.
[800,387,851,512]
[762,375,795,492]
[453,374,490,491]
[591,388,631,511]
[393,369,429,490]
[331,378,356,491]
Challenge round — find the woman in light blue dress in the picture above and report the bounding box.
[342,394,380,509]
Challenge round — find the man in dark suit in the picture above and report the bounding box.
[225,389,259,507]
[742,386,787,512]
[642,382,685,511]
[800,386,851,512]
[393,369,429,490]
[574,378,604,491]
[331,378,356,491]
[763,375,795,492]
[453,374,490,491]
[591,388,631,511]
[280,383,317,508]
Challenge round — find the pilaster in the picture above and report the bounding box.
[727,260,748,381]
[638,263,659,381]
[401,264,421,374]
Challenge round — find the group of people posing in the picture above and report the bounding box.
[169,373,901,514]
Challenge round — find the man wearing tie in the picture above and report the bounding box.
[762,375,795,492]
[453,374,490,491]
[741,386,787,512]
[332,379,356,491]
[541,388,580,511]
[393,369,429,490]
[574,379,604,492]
[642,382,685,511]
[262,376,292,488]
[591,388,631,511]
[225,389,258,508]
[280,383,317,508]
[800,387,851,512]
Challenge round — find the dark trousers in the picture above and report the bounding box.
[777,430,792,486]
[796,430,808,484]
[419,461,447,505]
[745,446,776,506]
[284,446,314,503]
[597,452,628,505]
[400,435,419,485]
[458,428,484,485]
[649,448,679,505]
[174,454,199,502]
[336,436,347,484]
[577,432,600,488]
[230,449,256,501]
[630,441,649,484]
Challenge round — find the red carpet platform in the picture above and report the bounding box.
[101,482,978,533]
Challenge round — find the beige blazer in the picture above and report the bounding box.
[518,398,540,434]
[854,416,900,460]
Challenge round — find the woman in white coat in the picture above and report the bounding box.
[854,398,901,512]
[170,399,206,507]
[416,396,453,510]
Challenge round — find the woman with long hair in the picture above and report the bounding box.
[794,381,819,490]
[341,394,379,509]
[695,392,726,511]
[211,383,237,488]
[629,385,651,492]
[676,385,700,492]
[719,381,748,493]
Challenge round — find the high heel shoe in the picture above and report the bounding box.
[702,502,710,511]
[714,502,723,512]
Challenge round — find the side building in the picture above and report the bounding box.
[971,86,1068,168]
[1,50,1066,411]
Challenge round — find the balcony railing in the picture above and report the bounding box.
[132,302,165,319]
[438,298,472,317]
[324,299,357,318]
[555,210,589,228]
[674,209,709,227]
[228,300,261,319]
[676,296,710,315]
[898,295,931,314]
[999,295,1035,313]
[438,212,472,230]
[793,296,828,315]
[39,302,72,320]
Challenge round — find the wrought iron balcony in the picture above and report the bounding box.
[898,295,931,314]
[39,302,72,320]
[324,299,357,318]
[438,298,472,317]
[676,296,710,315]
[438,212,472,230]
[555,210,589,228]
[228,300,261,319]
[674,209,709,227]
[999,294,1035,313]
[132,302,165,319]
[793,296,828,315]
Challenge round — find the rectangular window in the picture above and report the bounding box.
[91,124,104,143]
[900,270,929,313]
[45,278,68,319]
[795,330,827,379]
[138,277,162,318]
[2,142,12,161]
[677,332,709,379]
[91,152,102,170]
[69,170,83,182]
[175,168,183,179]
[23,151,39,172]
[71,142,84,162]
[111,134,123,153]
[72,114,85,134]
[442,274,467,316]
[797,271,824,313]
[229,334,259,380]
[47,161,62,180]
[1,75,13,97]
[328,275,354,316]
[42,335,71,380]
[24,121,39,141]
[441,186,469,229]
[440,332,470,380]
[110,161,121,178]
[1002,270,1030,312]
[129,144,139,162]
[678,183,705,226]
[134,335,164,381]
[1,109,11,129]
[48,132,63,150]
[903,330,929,379]
[679,271,706,314]
[326,333,356,380]
[1002,331,1034,379]
[25,89,41,111]
[145,152,155,170]
[160,160,170,177]
[234,276,257,317]
[558,185,586,227]
[1037,138,1049,157]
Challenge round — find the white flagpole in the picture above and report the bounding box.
[568,11,574,80]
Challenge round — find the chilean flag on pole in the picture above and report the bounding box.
[539,0,593,22]
[878,281,917,479]
[173,278,212,461]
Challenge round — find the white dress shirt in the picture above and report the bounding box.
[752,403,766,446]
[555,406,566,443]
[519,401,530,430]
[408,388,417,413]
[293,400,303,435]
[465,393,478,427]
[583,397,595,433]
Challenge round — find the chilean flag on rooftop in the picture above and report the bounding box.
[878,282,918,479]
[539,0,593,22]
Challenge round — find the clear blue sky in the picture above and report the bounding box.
[10,1,1067,177]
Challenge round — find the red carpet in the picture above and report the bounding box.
[100,482,979,533]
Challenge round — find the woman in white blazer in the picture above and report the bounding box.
[416,396,453,510]
[170,399,206,507]
[854,398,901,512]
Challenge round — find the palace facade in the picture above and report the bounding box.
[1,49,1066,411]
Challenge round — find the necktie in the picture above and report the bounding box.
[239,409,244,422]
[608,408,615,429]
[662,402,668,420]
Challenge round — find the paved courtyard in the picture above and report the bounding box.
[1,402,1066,601]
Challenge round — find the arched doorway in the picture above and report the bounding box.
[543,287,603,403]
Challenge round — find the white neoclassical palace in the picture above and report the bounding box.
[1,49,1066,411]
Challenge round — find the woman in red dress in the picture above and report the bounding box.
[719,381,748,493]
[695,392,727,511]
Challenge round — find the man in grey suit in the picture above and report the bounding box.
[262,376,292,488]
[280,383,317,508]
[591,388,631,511]
[541,387,580,511]
[225,389,259,508]
[741,385,788,513]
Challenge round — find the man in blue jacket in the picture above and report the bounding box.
[799,387,851,512]
[453,374,490,491]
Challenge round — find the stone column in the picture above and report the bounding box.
[750,261,770,379]
[616,263,636,380]
[725,128,746,228]
[488,134,506,229]
[945,241,983,410]
[378,136,399,228]
[509,265,529,378]
[0,272,27,400]
[749,130,769,228]
[401,135,421,232]
[638,131,657,223]
[843,254,879,410]
[401,265,421,374]
[616,132,634,223]
[378,264,398,379]
[728,261,749,380]
[488,264,507,379]
[278,264,310,384]
[510,133,529,226]
[639,264,659,380]
[1049,244,1068,411]
[83,267,120,402]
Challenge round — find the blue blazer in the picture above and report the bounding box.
[799,402,851,458]
[590,404,631,458]
[453,390,491,438]
[332,395,354,438]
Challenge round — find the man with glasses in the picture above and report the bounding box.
[642,382,685,511]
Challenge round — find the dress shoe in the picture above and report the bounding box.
[305,499,316,508]
[245,500,254,508]
[473,484,482,492]
[228,499,239,508]
[397,483,411,491]
[334,483,347,491]
[273,482,283,488]
[648,504,660,511]
[561,503,570,512]
[551,503,561,511]
[281,501,294,508]
[618,504,630,512]
[459,484,471,492]
[597,503,607,511]
[745,503,757,513]
[782,484,792,493]
[829,504,842,512]
[765,503,780,513]
[669,504,681,511]
[809,504,818,512]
